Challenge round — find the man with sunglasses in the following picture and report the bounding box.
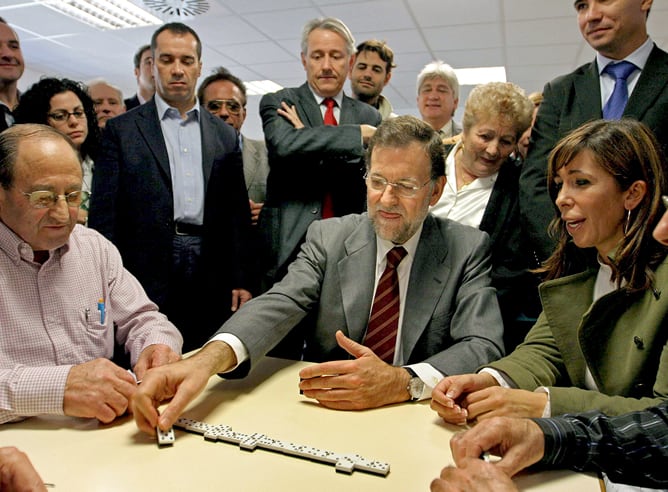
[198,67,269,225]
[0,124,183,425]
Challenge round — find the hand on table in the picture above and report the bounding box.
[0,446,47,492]
[63,358,137,423]
[449,417,545,477]
[298,330,411,410]
[430,458,518,492]
[457,387,549,422]
[132,341,237,434]
[431,373,498,425]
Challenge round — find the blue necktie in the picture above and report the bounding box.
[602,61,637,120]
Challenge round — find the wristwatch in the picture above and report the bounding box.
[405,367,425,401]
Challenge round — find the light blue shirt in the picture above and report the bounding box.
[154,93,204,225]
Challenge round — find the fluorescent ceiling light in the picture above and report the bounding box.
[39,0,163,30]
[245,80,283,96]
[455,66,507,85]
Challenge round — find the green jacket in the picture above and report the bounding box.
[487,258,668,416]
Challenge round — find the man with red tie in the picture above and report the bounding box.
[132,116,504,435]
[257,17,382,293]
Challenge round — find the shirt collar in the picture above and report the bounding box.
[307,84,344,109]
[597,36,654,74]
[0,220,69,265]
[376,222,423,261]
[154,92,201,121]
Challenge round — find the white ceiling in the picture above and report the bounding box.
[2,0,667,139]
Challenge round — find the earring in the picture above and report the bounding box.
[624,209,631,235]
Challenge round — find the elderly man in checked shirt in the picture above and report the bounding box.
[0,124,182,425]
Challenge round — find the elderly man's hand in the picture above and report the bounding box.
[430,458,518,492]
[0,446,47,492]
[63,358,137,423]
[133,344,181,381]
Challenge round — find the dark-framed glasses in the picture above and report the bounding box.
[205,99,243,115]
[22,190,91,209]
[364,173,432,198]
[47,110,86,122]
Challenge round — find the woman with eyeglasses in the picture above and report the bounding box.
[429,81,537,352]
[14,77,100,225]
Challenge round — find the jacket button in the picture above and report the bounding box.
[633,336,644,349]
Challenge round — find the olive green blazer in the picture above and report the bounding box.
[486,258,668,416]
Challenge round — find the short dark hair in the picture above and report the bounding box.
[366,115,445,180]
[13,77,100,161]
[151,22,202,60]
[133,44,151,69]
[0,124,78,189]
[355,40,396,74]
[197,67,247,106]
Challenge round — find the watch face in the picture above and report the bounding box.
[409,377,425,399]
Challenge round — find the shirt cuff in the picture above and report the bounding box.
[479,367,513,388]
[405,363,443,400]
[207,333,248,372]
[534,386,551,417]
[12,365,72,417]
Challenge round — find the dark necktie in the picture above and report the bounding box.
[364,246,408,363]
[321,97,337,218]
[602,61,637,120]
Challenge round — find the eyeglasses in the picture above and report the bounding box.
[205,99,243,115]
[22,190,91,209]
[365,173,432,198]
[47,110,87,122]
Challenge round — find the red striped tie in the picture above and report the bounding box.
[321,97,337,218]
[364,247,407,363]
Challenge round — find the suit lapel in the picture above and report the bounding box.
[572,61,603,122]
[200,110,217,186]
[241,136,257,190]
[135,101,171,182]
[339,94,357,125]
[401,216,450,360]
[625,45,668,120]
[296,83,325,128]
[338,221,377,343]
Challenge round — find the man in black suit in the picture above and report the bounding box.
[258,17,382,292]
[123,44,154,111]
[89,23,255,352]
[520,0,668,262]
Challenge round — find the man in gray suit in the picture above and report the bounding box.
[258,17,382,291]
[133,116,504,433]
[198,67,269,225]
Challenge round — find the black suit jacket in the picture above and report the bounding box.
[88,99,255,348]
[124,94,140,111]
[520,45,668,261]
[258,83,382,288]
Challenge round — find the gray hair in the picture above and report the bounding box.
[417,60,459,99]
[301,17,355,56]
[87,78,124,103]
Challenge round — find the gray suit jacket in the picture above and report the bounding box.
[241,135,269,203]
[258,83,382,288]
[520,45,668,262]
[217,213,504,378]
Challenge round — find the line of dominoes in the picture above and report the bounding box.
[169,417,390,477]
